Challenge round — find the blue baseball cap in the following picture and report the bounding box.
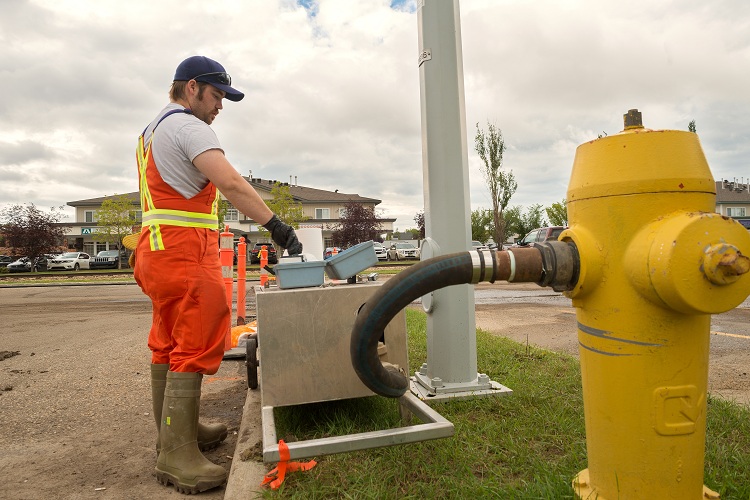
[174,56,244,102]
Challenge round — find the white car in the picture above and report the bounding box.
[387,242,420,261]
[373,242,387,261]
[48,252,91,271]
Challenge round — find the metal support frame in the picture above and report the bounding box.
[261,392,454,463]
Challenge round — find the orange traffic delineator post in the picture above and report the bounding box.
[220,225,235,350]
[236,237,247,324]
[259,245,269,287]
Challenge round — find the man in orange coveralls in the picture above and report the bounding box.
[133,55,302,494]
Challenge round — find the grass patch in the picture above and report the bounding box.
[261,308,750,498]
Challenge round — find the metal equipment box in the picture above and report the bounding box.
[324,240,378,280]
[274,259,327,289]
[255,282,408,408]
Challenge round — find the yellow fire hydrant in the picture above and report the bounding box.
[563,109,750,499]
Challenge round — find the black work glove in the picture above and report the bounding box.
[263,214,303,255]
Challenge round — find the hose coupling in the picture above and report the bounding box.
[533,240,580,292]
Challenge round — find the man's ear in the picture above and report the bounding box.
[186,79,198,97]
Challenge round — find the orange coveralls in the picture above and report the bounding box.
[134,110,229,374]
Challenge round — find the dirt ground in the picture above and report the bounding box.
[0,279,747,500]
[0,283,248,500]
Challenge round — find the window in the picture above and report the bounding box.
[315,208,330,219]
[132,210,142,223]
[225,208,239,221]
[726,207,746,217]
[84,210,97,223]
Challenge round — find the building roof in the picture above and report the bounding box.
[716,180,750,203]
[68,192,140,207]
[244,177,381,204]
[67,177,381,207]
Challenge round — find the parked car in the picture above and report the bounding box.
[6,257,32,273]
[90,250,126,270]
[324,247,343,260]
[0,255,13,268]
[387,242,420,261]
[48,252,91,271]
[249,243,277,265]
[373,242,387,261]
[471,240,489,250]
[513,226,567,247]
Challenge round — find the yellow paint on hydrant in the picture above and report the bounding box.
[562,109,750,499]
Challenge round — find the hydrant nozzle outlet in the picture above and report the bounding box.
[534,240,579,292]
[704,243,750,285]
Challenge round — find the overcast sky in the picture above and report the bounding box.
[2,0,749,231]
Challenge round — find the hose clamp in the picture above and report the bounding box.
[469,249,496,283]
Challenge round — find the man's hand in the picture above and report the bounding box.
[263,215,303,255]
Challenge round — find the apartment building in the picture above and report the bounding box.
[64,176,396,257]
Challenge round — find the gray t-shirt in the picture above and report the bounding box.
[143,103,223,199]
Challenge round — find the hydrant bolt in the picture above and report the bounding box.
[623,108,643,129]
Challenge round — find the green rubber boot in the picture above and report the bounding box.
[151,364,227,452]
[156,371,227,494]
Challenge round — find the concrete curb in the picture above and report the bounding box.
[224,387,267,499]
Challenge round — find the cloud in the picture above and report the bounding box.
[0,0,749,232]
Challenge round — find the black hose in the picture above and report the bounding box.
[350,252,475,398]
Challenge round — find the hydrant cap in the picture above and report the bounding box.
[569,121,714,202]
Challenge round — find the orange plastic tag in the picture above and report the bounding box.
[261,440,317,490]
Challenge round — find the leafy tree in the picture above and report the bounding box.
[256,182,307,250]
[217,197,229,229]
[93,194,138,268]
[689,120,697,133]
[475,122,517,246]
[414,211,425,239]
[0,203,69,259]
[264,182,306,228]
[545,199,568,227]
[504,204,547,240]
[331,201,381,248]
[471,208,493,243]
[405,228,421,240]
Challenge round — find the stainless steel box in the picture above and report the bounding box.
[256,282,408,408]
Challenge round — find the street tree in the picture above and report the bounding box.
[331,201,381,248]
[545,199,568,227]
[217,197,229,229]
[504,204,547,240]
[414,211,425,239]
[264,182,306,228]
[257,182,307,251]
[0,203,69,259]
[471,208,493,243]
[93,194,138,268]
[475,122,517,245]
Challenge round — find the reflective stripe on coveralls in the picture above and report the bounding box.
[134,109,228,374]
[136,108,220,251]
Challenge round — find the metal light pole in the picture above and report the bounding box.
[413,0,510,400]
